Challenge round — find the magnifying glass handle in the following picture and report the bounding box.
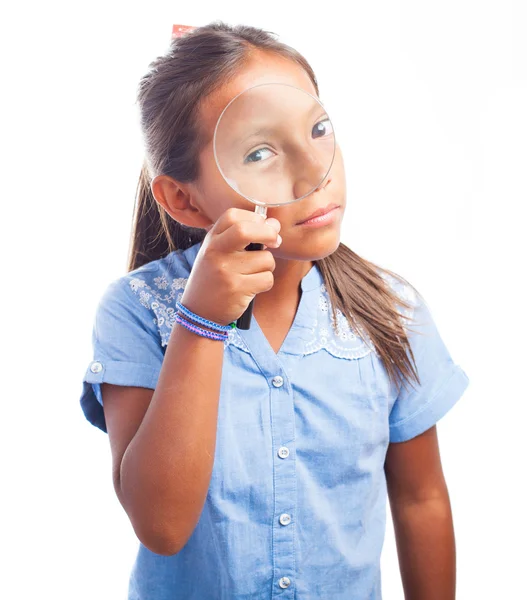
[236,242,264,330]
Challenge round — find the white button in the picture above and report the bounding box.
[90,361,103,374]
[272,375,284,387]
[278,446,290,459]
[279,513,291,526]
[279,576,291,589]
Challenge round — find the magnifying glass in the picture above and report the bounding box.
[213,82,336,329]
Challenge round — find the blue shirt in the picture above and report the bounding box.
[80,240,470,599]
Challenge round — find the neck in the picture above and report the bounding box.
[253,257,314,317]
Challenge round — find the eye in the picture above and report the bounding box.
[312,117,334,139]
[244,147,275,164]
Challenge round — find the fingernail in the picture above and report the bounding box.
[276,234,282,246]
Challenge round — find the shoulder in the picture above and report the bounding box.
[126,248,192,303]
[124,246,197,346]
[95,245,198,347]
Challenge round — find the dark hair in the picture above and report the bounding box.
[127,20,421,395]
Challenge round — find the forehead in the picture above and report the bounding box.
[199,53,317,141]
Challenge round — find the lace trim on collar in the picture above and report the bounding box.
[128,270,417,359]
[303,283,376,359]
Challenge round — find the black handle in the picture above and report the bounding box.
[236,242,264,330]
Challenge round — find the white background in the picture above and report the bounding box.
[2,1,525,598]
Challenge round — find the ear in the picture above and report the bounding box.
[150,174,213,229]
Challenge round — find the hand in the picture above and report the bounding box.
[180,208,282,326]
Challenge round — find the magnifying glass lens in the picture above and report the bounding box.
[214,83,336,208]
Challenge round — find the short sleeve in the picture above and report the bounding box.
[80,278,165,433]
[388,291,470,443]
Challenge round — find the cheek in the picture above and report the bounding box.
[327,153,347,206]
[198,146,251,219]
[200,169,255,220]
[332,148,346,183]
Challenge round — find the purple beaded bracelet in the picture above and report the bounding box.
[175,313,227,342]
[175,301,235,333]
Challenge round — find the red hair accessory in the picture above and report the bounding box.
[172,24,197,39]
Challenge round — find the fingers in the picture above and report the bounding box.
[211,208,266,236]
[235,248,276,275]
[213,209,282,253]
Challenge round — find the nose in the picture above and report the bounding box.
[292,149,331,200]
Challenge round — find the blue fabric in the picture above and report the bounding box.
[80,241,470,599]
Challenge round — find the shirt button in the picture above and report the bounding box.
[272,375,284,388]
[279,576,291,589]
[278,446,290,459]
[90,361,103,374]
[279,513,291,526]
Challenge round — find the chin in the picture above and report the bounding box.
[274,231,341,261]
[310,237,341,261]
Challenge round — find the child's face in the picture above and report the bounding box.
[194,52,347,261]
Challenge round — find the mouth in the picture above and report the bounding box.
[296,202,341,225]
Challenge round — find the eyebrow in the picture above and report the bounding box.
[238,101,326,145]
[240,126,275,145]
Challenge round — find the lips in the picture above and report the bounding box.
[297,203,340,225]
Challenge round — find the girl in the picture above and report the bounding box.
[80,21,470,600]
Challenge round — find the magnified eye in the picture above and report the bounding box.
[312,118,334,139]
[244,147,275,164]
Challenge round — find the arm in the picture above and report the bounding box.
[102,323,224,556]
[99,210,281,557]
[384,425,456,600]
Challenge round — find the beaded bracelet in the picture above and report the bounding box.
[175,313,227,342]
[175,301,236,333]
